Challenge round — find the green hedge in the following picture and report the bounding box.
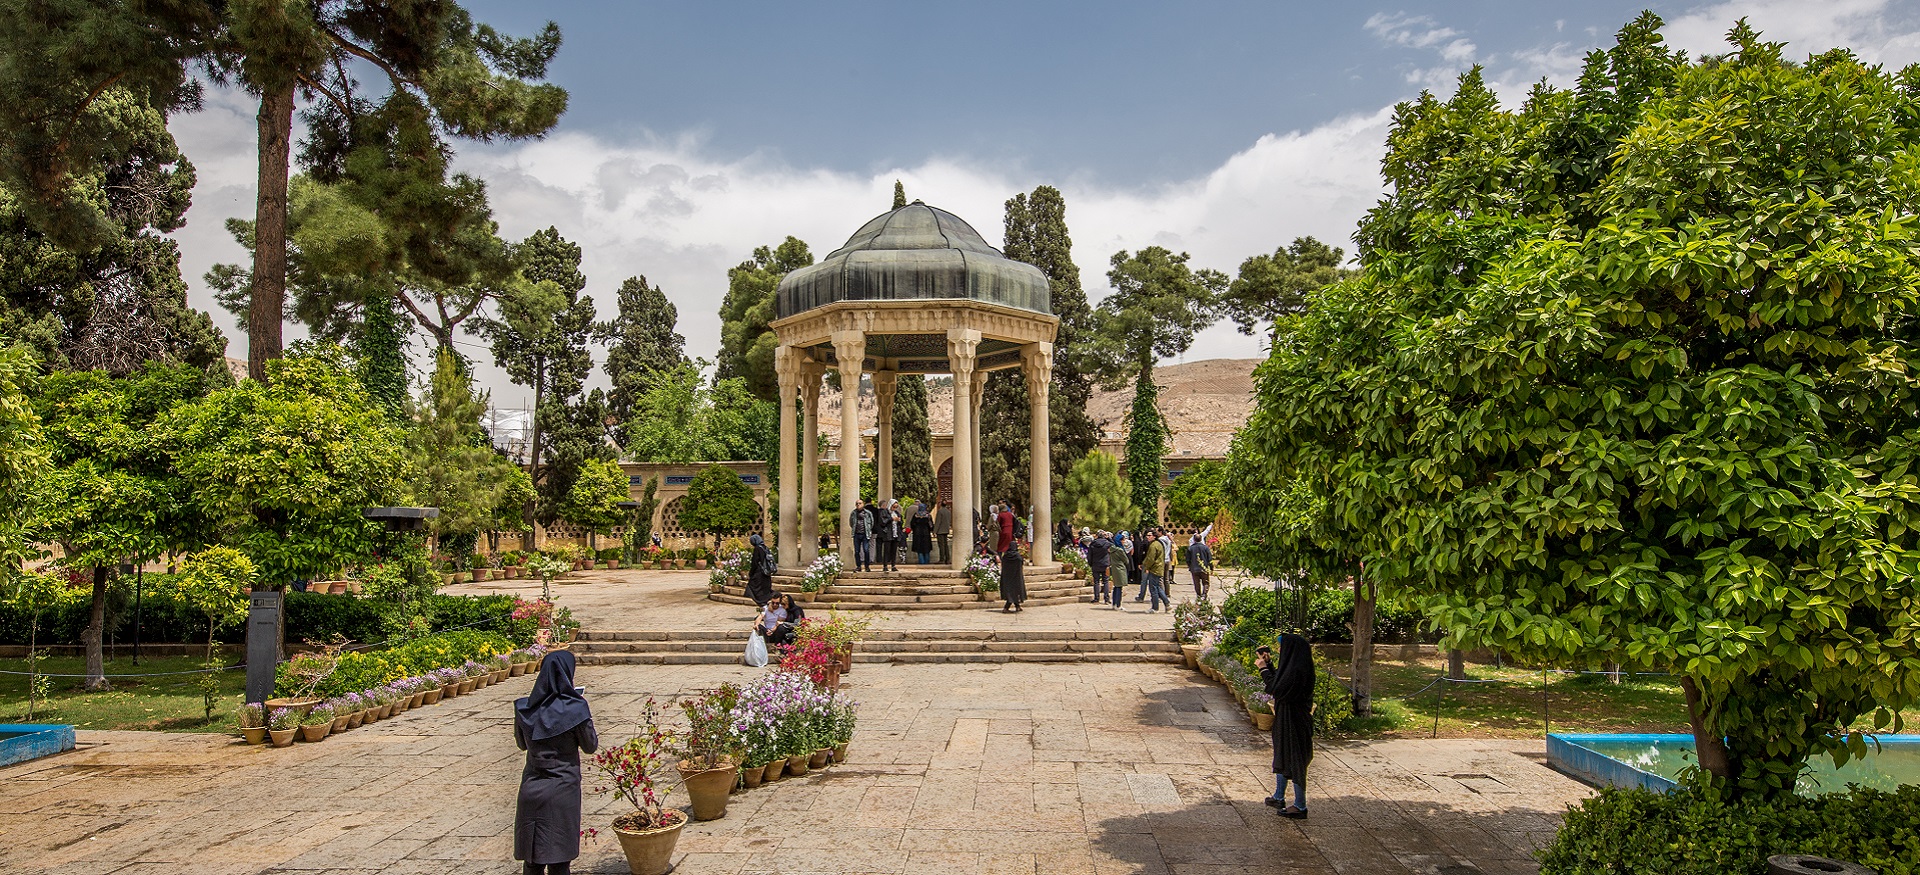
[275,629,517,699]
[1541,784,1920,875]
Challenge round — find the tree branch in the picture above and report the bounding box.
[296,74,352,119]
[321,28,421,91]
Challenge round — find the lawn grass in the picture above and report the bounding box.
[0,654,246,732]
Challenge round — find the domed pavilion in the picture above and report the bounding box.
[771,201,1058,572]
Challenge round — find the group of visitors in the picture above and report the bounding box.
[848,497,949,571]
[1067,527,1213,612]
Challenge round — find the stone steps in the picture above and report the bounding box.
[714,570,1096,610]
[570,628,1181,666]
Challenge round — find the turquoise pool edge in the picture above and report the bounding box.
[0,724,76,768]
[1547,733,1684,792]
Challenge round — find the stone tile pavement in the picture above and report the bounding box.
[0,659,1591,875]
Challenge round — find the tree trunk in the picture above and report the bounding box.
[1351,574,1375,717]
[248,84,296,381]
[1681,676,1735,783]
[1447,648,1467,681]
[1607,661,1623,685]
[84,565,110,691]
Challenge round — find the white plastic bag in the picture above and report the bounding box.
[744,631,769,667]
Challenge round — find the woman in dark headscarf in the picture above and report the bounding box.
[745,534,775,605]
[1258,633,1314,819]
[998,543,1027,612]
[514,650,598,875]
[910,501,933,564]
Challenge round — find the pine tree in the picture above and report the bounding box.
[981,186,1100,504]
[407,348,520,545]
[1058,450,1135,533]
[716,238,812,401]
[0,2,567,381]
[598,275,687,445]
[891,375,937,505]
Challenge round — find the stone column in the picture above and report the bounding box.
[832,331,866,569]
[801,359,823,565]
[1024,343,1054,564]
[873,370,896,503]
[774,346,799,570]
[969,374,985,522]
[946,329,980,570]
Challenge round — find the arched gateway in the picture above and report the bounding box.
[770,201,1058,573]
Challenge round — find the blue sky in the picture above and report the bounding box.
[167,0,1920,407]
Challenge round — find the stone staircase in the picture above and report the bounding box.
[571,629,1182,665]
[708,566,1093,610]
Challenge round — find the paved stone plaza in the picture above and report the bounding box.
[2,572,1595,874]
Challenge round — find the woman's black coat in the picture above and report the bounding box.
[910,511,933,554]
[746,540,775,605]
[514,653,599,866]
[999,547,1027,605]
[1260,633,1315,782]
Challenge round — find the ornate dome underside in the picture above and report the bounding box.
[776,203,1052,319]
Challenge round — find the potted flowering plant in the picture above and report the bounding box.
[237,702,268,745]
[675,684,742,821]
[590,698,688,875]
[298,702,335,742]
[794,611,874,674]
[799,553,840,594]
[965,554,1000,594]
[1171,599,1221,668]
[267,707,299,747]
[829,691,859,763]
[526,555,570,602]
[778,635,840,689]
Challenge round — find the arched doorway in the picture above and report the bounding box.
[937,458,953,504]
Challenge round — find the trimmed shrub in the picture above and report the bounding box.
[1541,784,1920,875]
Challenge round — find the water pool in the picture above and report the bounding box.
[0,724,75,768]
[1548,733,1920,795]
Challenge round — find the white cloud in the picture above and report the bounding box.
[1661,0,1920,62]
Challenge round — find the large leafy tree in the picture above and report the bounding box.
[624,360,774,465]
[1236,16,1920,798]
[679,464,761,545]
[1057,450,1135,534]
[1164,459,1226,526]
[0,91,224,376]
[716,238,812,401]
[1220,237,1350,338]
[598,275,687,445]
[981,187,1101,505]
[0,0,566,379]
[0,345,47,581]
[558,458,628,540]
[163,346,408,588]
[471,227,602,524]
[33,362,212,688]
[1091,246,1223,526]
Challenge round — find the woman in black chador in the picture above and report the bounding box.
[514,650,598,875]
[745,534,775,605]
[1257,633,1314,819]
[998,545,1027,612]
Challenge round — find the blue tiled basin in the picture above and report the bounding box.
[1548,732,1920,795]
[0,724,76,768]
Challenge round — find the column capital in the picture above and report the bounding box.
[871,369,897,397]
[772,344,795,381]
[1022,342,1054,397]
[947,328,982,375]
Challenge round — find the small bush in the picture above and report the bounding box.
[1295,587,1434,644]
[1541,784,1920,875]
[1312,667,1353,734]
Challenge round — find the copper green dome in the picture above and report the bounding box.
[776,202,1052,319]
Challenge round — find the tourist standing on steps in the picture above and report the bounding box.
[1108,534,1130,609]
[1258,634,1315,819]
[932,499,951,564]
[745,534,776,605]
[999,539,1027,612]
[910,499,933,564]
[1130,527,1150,601]
[1056,518,1074,555]
[1186,534,1213,601]
[876,498,904,572]
[1142,531,1170,612]
[1087,531,1113,605]
[849,499,875,572]
[995,502,1018,557]
[514,650,597,875]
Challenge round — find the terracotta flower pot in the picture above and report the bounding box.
[836,648,853,673]
[612,813,686,875]
[677,760,739,821]
[785,753,810,777]
[809,749,830,769]
[1253,711,1274,731]
[833,743,849,764]
[298,723,330,743]
[363,707,380,724]
[491,670,508,684]
[1181,644,1201,670]
[409,692,425,708]
[423,688,443,705]
[510,662,527,677]
[346,710,365,729]
[330,715,349,733]
[241,726,267,745]
[458,679,476,694]
[741,763,764,789]
[762,760,785,784]
[267,728,297,748]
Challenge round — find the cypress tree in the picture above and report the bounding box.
[354,295,411,422]
[1124,373,1168,528]
[981,186,1100,504]
[891,374,937,505]
[598,275,688,445]
[893,180,908,209]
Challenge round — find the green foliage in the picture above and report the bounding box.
[162,346,408,584]
[352,295,410,422]
[1090,246,1224,390]
[1295,586,1434,645]
[1540,784,1920,875]
[1312,668,1354,735]
[1124,372,1167,527]
[174,546,253,634]
[1057,450,1135,533]
[679,464,761,539]
[622,359,772,464]
[1220,237,1349,337]
[406,348,522,540]
[716,238,812,401]
[1230,16,1920,797]
[892,181,907,210]
[1164,460,1226,526]
[1221,584,1277,630]
[0,345,47,577]
[287,629,514,699]
[559,458,629,536]
[598,275,687,446]
[890,375,937,506]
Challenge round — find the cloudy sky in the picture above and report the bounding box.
[165,0,1920,407]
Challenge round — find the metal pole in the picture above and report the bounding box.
[1542,670,1551,736]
